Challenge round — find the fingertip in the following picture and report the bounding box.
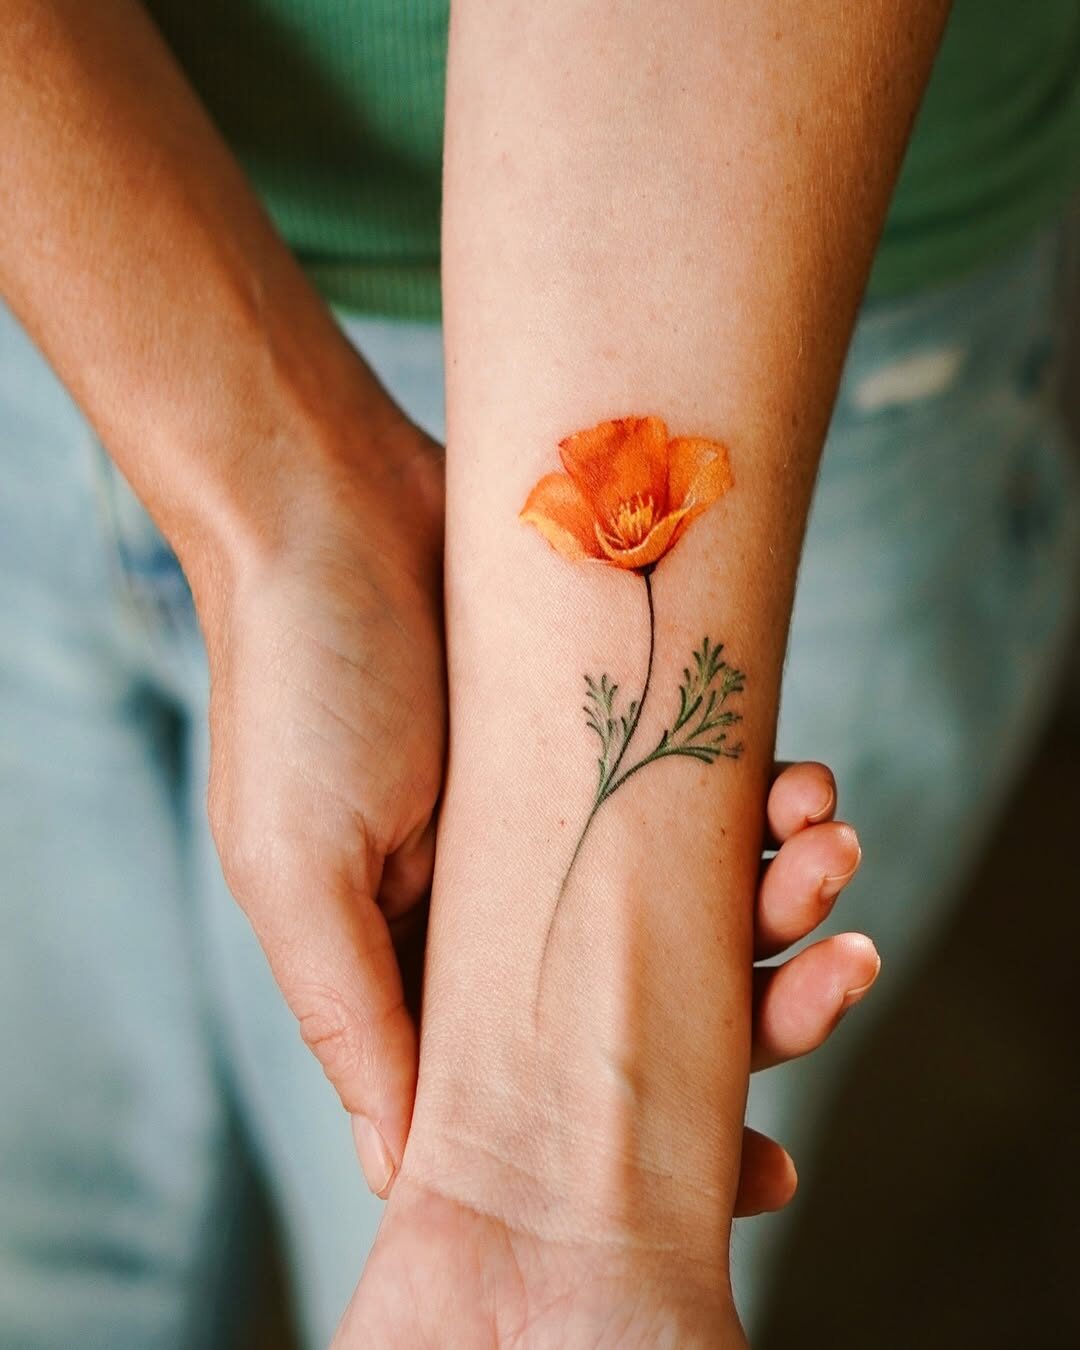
[734,1131,799,1217]
[352,1113,398,1198]
[766,1144,798,1209]
[805,772,837,824]
[379,818,437,920]
[835,929,880,967]
[751,932,881,1070]
[835,932,882,1008]
[818,823,862,902]
[779,1149,799,1206]
[752,1154,799,1216]
[832,820,861,858]
[755,820,862,959]
[767,761,838,843]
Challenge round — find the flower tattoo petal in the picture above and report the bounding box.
[521,415,733,572]
[520,472,602,561]
[559,415,670,534]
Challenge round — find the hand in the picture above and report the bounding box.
[336,1177,747,1348]
[332,762,871,1348]
[737,759,874,1215]
[196,388,870,1219]
[197,410,446,1197]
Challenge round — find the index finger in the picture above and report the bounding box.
[766,760,837,846]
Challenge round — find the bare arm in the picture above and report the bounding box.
[0,0,410,585]
[338,3,951,1341]
[0,0,448,1180]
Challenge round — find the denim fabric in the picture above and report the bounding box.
[738,221,1080,1326]
[1,222,1077,1346]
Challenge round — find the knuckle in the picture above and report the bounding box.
[208,782,304,911]
[294,986,375,1106]
[211,809,272,904]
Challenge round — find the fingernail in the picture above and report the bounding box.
[841,952,882,1012]
[820,842,862,902]
[352,1115,396,1197]
[807,784,836,824]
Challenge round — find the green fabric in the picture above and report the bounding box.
[868,0,1080,298]
[146,0,1080,320]
[146,0,445,319]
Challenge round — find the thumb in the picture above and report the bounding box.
[378,816,437,922]
[240,865,419,1199]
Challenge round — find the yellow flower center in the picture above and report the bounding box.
[602,493,657,550]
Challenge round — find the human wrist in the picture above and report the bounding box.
[392,1125,744,1341]
[407,836,761,1273]
[345,1164,746,1349]
[166,335,439,646]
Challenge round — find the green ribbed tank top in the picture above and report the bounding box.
[145,0,1080,320]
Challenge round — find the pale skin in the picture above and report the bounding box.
[0,0,948,1343]
[336,1,950,1344]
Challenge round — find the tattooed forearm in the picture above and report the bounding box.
[520,415,746,972]
[574,632,745,887]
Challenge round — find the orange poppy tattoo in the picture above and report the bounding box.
[520,414,733,570]
[521,415,746,947]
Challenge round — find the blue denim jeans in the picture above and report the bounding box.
[1,222,1077,1347]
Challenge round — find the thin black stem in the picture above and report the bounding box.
[555,795,603,902]
[602,569,655,793]
[536,570,657,1006]
[564,569,654,890]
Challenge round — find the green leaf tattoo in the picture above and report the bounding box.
[559,571,745,901]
